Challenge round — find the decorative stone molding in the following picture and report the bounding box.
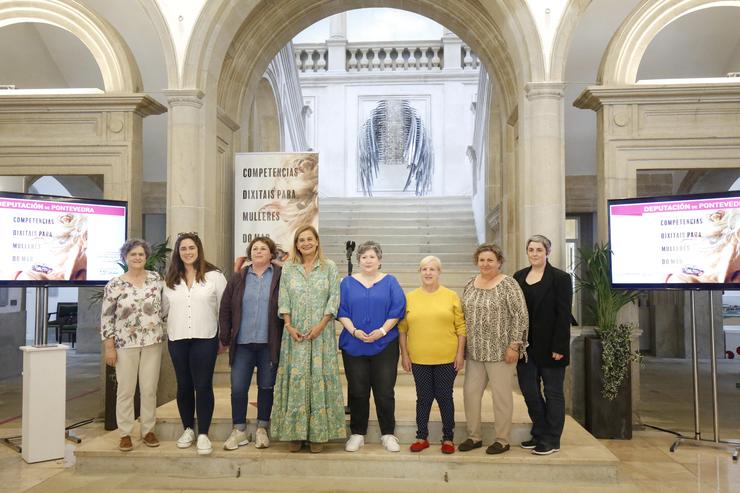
[524,81,566,101]
[0,0,143,92]
[573,82,740,241]
[0,93,165,236]
[163,89,205,108]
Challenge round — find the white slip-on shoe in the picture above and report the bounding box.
[345,434,365,452]
[176,427,195,449]
[255,427,270,449]
[381,434,400,452]
[223,428,249,450]
[196,434,213,455]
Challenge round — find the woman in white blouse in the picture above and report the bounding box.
[163,232,227,455]
[101,239,165,452]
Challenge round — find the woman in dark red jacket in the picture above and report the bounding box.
[218,236,283,450]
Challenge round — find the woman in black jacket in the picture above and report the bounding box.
[218,236,284,451]
[513,235,572,456]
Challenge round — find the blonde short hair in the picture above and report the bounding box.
[419,255,442,271]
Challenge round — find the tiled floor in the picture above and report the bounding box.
[1,353,739,492]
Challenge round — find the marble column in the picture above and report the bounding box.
[519,82,566,269]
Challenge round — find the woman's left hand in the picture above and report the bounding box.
[453,354,465,372]
[551,352,564,361]
[504,346,519,364]
[305,324,324,341]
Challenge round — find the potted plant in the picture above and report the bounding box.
[576,242,640,439]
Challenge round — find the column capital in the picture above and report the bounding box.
[524,82,565,101]
[163,89,205,108]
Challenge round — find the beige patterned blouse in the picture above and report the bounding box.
[100,270,166,348]
[462,275,528,362]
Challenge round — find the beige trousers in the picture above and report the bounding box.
[115,343,162,437]
[463,359,516,445]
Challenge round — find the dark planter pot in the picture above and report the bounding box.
[584,335,632,439]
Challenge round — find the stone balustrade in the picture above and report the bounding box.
[294,41,480,72]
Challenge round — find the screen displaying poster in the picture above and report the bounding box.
[608,191,740,290]
[234,152,319,260]
[0,192,127,286]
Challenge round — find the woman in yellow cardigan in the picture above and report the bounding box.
[399,256,466,454]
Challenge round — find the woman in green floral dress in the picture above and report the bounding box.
[270,225,346,453]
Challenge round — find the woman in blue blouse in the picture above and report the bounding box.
[338,241,406,453]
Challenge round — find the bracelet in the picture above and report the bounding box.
[380,328,387,336]
[351,328,357,337]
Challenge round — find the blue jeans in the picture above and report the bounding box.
[516,358,566,448]
[231,343,277,428]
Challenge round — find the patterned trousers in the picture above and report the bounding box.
[411,362,457,441]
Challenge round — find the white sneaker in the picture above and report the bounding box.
[196,434,213,455]
[255,427,270,449]
[345,434,365,452]
[381,434,400,452]
[223,428,249,451]
[176,427,195,449]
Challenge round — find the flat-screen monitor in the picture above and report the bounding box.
[608,191,740,290]
[0,191,127,286]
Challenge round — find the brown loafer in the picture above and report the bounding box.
[142,432,160,448]
[309,442,323,453]
[289,440,303,452]
[486,442,510,455]
[119,435,133,452]
[458,438,482,452]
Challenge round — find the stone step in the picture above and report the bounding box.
[319,209,475,219]
[319,216,475,228]
[320,196,472,205]
[323,242,475,254]
[324,252,474,264]
[64,474,637,493]
[320,228,475,239]
[75,411,618,486]
[320,234,479,246]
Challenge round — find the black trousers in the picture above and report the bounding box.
[517,357,566,448]
[168,336,219,434]
[342,339,399,436]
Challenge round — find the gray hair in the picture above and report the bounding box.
[526,234,552,255]
[120,238,151,263]
[419,255,442,271]
[356,240,383,261]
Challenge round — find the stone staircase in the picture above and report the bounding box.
[318,196,479,291]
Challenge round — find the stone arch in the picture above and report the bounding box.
[550,0,591,81]
[184,0,544,120]
[0,0,142,92]
[135,0,178,88]
[598,0,740,84]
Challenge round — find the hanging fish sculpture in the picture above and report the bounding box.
[358,99,433,196]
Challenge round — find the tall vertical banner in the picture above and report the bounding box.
[234,152,319,259]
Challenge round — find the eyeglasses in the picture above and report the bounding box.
[177,231,199,237]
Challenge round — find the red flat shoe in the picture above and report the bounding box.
[441,441,455,454]
[410,439,430,452]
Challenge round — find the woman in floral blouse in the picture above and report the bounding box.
[270,225,345,453]
[101,238,165,452]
